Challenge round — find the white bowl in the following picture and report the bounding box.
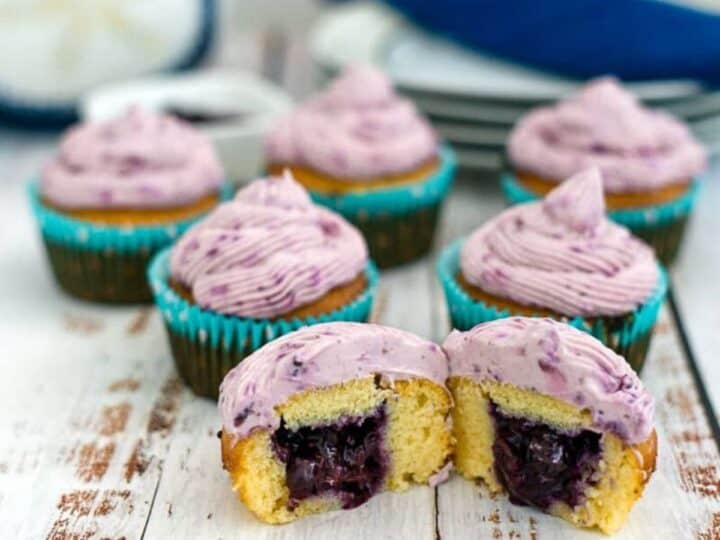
[80,69,293,183]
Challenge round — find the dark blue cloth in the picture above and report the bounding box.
[382,0,720,85]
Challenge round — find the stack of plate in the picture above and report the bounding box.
[310,2,720,176]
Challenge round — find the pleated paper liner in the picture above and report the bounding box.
[501,173,700,265]
[437,239,668,373]
[28,182,233,303]
[309,145,457,268]
[148,249,380,399]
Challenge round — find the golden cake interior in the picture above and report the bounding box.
[449,376,656,535]
[221,377,454,524]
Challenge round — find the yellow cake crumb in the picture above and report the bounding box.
[221,376,453,524]
[449,376,656,534]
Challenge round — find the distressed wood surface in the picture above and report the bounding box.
[2,158,720,538]
[2,6,720,537]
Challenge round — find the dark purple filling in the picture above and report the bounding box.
[489,402,601,510]
[271,405,388,510]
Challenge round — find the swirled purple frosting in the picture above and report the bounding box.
[265,64,438,180]
[508,77,707,193]
[169,172,368,319]
[461,168,659,317]
[219,322,448,440]
[444,317,655,444]
[41,107,224,209]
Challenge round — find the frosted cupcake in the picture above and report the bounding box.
[148,172,378,398]
[504,77,707,264]
[219,322,453,524]
[265,64,456,268]
[29,107,226,303]
[445,317,656,534]
[438,168,667,372]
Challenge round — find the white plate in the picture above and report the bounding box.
[81,69,293,183]
[311,2,705,103]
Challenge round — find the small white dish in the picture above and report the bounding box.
[81,69,293,183]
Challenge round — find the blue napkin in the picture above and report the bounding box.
[382,0,720,85]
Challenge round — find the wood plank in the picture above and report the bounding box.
[0,157,188,539]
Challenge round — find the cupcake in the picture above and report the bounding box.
[503,77,707,264]
[29,107,226,303]
[438,168,667,372]
[148,172,378,399]
[265,64,456,268]
[444,317,656,534]
[219,322,453,524]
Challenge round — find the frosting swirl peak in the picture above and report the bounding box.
[169,173,368,318]
[265,64,438,180]
[41,107,224,209]
[444,317,655,444]
[461,169,659,316]
[508,77,707,192]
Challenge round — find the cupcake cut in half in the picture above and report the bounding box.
[504,77,707,263]
[148,172,378,398]
[444,317,656,534]
[438,167,666,372]
[218,322,454,524]
[265,64,456,268]
[31,107,226,302]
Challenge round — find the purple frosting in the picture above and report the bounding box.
[41,107,224,209]
[169,172,368,319]
[219,322,449,440]
[508,77,707,193]
[461,168,660,317]
[265,64,438,180]
[444,317,655,444]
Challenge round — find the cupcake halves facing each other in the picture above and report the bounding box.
[445,317,656,534]
[438,167,667,372]
[148,172,378,398]
[504,77,707,263]
[265,64,456,268]
[218,322,453,524]
[30,107,226,302]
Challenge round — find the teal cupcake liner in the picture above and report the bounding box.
[308,145,456,267]
[28,182,235,253]
[501,173,700,264]
[437,239,668,372]
[148,248,379,398]
[28,181,233,303]
[309,144,457,219]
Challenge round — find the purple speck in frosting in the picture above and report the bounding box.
[331,150,348,170]
[319,219,341,237]
[234,406,254,427]
[210,284,229,296]
[98,189,113,205]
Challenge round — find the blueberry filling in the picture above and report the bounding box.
[489,402,601,510]
[271,405,388,510]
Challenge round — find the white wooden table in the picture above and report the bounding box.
[2,15,720,539]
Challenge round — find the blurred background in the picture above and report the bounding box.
[3,0,720,181]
